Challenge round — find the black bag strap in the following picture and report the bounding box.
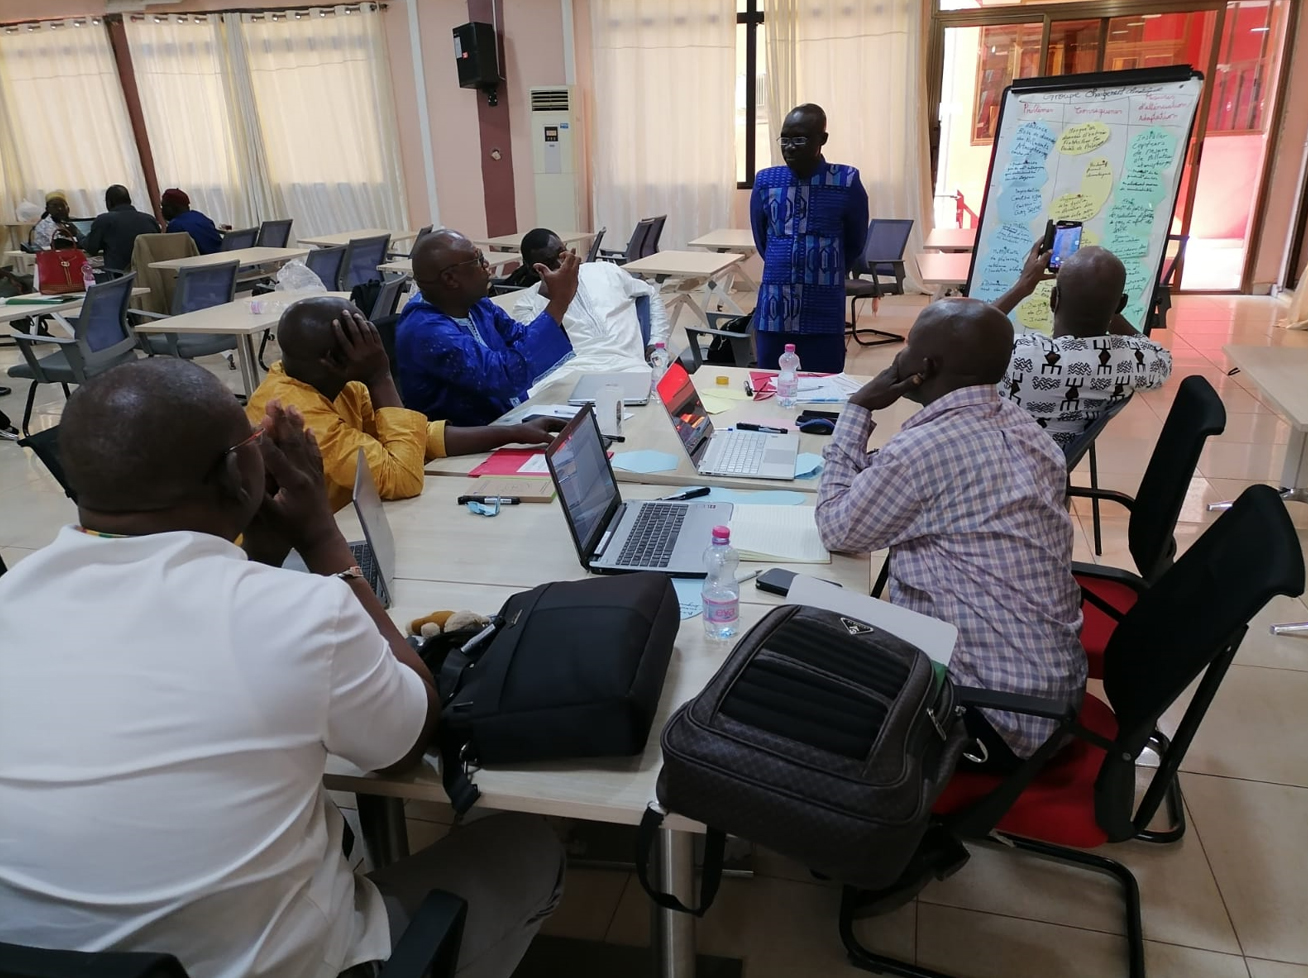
[436,724,482,817]
[634,805,726,917]
[464,583,552,718]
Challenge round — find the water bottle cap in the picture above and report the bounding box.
[784,343,796,353]
[711,526,730,542]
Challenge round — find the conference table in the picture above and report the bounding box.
[131,291,350,397]
[0,288,150,334]
[923,227,977,252]
[622,251,747,329]
[687,228,760,293]
[299,228,417,249]
[474,230,595,254]
[915,250,972,299]
[378,253,521,277]
[147,246,309,274]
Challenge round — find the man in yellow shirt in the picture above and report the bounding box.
[247,296,562,513]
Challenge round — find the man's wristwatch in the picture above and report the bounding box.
[333,565,365,582]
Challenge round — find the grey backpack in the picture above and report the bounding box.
[638,603,968,914]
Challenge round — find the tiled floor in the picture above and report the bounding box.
[3,292,1308,977]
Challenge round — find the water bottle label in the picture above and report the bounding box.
[703,596,739,624]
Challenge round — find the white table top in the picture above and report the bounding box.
[1224,345,1308,430]
[915,251,972,286]
[379,253,520,276]
[622,250,744,279]
[923,227,977,252]
[0,288,149,327]
[147,247,309,272]
[474,230,594,253]
[299,229,415,248]
[131,291,351,336]
[687,229,757,253]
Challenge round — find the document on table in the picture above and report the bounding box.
[516,455,551,474]
[728,506,830,563]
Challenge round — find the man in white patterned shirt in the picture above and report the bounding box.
[815,299,1084,770]
[995,243,1172,450]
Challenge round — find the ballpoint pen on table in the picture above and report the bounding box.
[736,423,789,434]
[659,486,711,501]
[734,569,763,584]
[457,495,521,505]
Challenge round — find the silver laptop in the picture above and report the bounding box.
[283,449,396,607]
[545,405,731,576]
[655,363,799,480]
[568,371,651,406]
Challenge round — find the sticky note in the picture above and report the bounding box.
[611,450,680,474]
[1055,121,1111,155]
[795,453,823,479]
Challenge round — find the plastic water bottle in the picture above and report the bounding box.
[702,526,740,641]
[777,343,801,408]
[80,261,96,291]
[649,341,670,395]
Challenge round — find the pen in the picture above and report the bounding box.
[744,380,754,396]
[737,423,789,434]
[734,569,762,584]
[456,495,521,505]
[659,486,710,501]
[607,435,626,443]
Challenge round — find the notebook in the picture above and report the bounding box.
[729,506,830,563]
[464,476,556,503]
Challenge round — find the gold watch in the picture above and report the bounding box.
[333,565,365,582]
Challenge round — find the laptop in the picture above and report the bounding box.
[568,371,651,406]
[69,219,94,238]
[656,363,800,480]
[545,405,731,576]
[284,449,396,607]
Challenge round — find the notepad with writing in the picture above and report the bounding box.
[728,506,830,563]
[465,476,556,503]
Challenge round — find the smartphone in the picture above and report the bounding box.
[755,568,845,597]
[1044,220,1083,271]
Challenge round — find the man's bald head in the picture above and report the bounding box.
[411,229,490,313]
[896,298,1014,404]
[1050,246,1127,338]
[62,358,257,519]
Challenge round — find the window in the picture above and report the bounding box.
[735,0,766,187]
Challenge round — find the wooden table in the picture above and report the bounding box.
[299,229,416,249]
[688,228,759,293]
[915,251,973,299]
[622,250,746,327]
[473,230,595,254]
[923,227,977,252]
[147,247,309,273]
[131,291,349,396]
[379,253,521,277]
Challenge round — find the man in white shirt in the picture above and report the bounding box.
[992,242,1172,450]
[0,358,562,978]
[510,227,672,379]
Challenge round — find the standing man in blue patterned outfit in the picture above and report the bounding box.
[750,104,869,372]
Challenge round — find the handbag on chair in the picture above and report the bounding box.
[36,247,90,295]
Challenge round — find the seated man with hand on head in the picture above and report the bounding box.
[815,299,1084,771]
[161,187,223,255]
[396,229,579,426]
[508,228,672,377]
[0,358,563,978]
[993,242,1172,449]
[247,296,564,513]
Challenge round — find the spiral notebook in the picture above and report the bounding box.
[728,506,830,563]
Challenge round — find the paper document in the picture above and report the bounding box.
[728,506,830,563]
[672,578,704,620]
[516,455,551,474]
[787,576,957,666]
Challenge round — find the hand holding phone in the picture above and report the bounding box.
[1043,220,1083,272]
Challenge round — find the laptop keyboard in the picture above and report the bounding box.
[712,431,768,475]
[616,504,688,569]
[350,542,382,593]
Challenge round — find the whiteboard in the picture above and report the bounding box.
[966,71,1203,335]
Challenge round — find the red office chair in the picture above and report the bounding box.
[839,484,1304,978]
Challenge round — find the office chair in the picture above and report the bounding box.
[255,219,293,249]
[681,310,753,372]
[584,227,607,263]
[15,424,75,501]
[341,235,392,291]
[369,275,411,322]
[132,261,240,362]
[1145,234,1188,333]
[599,217,664,265]
[219,227,258,252]
[305,245,347,291]
[1063,392,1136,556]
[0,889,467,978]
[845,218,913,347]
[841,484,1304,978]
[389,225,433,260]
[6,274,141,435]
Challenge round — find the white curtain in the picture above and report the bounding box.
[0,19,148,223]
[588,0,736,251]
[240,6,407,238]
[764,0,932,291]
[763,0,798,169]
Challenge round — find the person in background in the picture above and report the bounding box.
[395,229,578,427]
[815,299,1085,772]
[247,296,565,513]
[750,103,869,372]
[160,188,222,256]
[509,227,672,378]
[0,357,563,978]
[83,185,160,273]
[993,242,1173,450]
[31,191,83,250]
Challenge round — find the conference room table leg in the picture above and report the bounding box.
[651,827,697,978]
[235,333,262,398]
[356,794,410,870]
[698,277,746,319]
[711,247,758,293]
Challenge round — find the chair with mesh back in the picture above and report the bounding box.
[599,217,664,265]
[1063,391,1136,556]
[255,219,293,249]
[682,310,753,372]
[845,218,913,347]
[369,275,411,322]
[220,227,258,252]
[841,484,1304,978]
[390,225,433,260]
[133,261,240,362]
[584,228,607,263]
[305,245,347,291]
[15,424,75,501]
[6,274,141,435]
[341,235,392,291]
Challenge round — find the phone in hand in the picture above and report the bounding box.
[1043,220,1083,271]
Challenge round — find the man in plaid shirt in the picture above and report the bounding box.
[816,299,1084,769]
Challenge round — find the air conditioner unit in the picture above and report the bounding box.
[529,86,582,232]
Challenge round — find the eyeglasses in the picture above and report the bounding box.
[440,250,490,274]
[778,136,811,149]
[206,426,263,482]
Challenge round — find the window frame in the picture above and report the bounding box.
[737,0,764,189]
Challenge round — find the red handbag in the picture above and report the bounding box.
[36,248,90,295]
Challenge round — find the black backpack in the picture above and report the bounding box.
[638,604,968,913]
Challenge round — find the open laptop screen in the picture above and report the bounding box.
[351,448,396,589]
[546,406,621,562]
[655,363,713,466]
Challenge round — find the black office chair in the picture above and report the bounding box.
[584,228,607,263]
[341,235,392,291]
[1145,233,1188,333]
[843,484,1305,978]
[1063,392,1135,556]
[845,218,913,347]
[390,225,433,260]
[681,310,753,372]
[132,261,240,362]
[306,245,347,291]
[16,424,76,501]
[220,227,258,251]
[6,274,141,435]
[599,216,664,265]
[369,275,411,322]
[0,889,467,978]
[255,219,293,249]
